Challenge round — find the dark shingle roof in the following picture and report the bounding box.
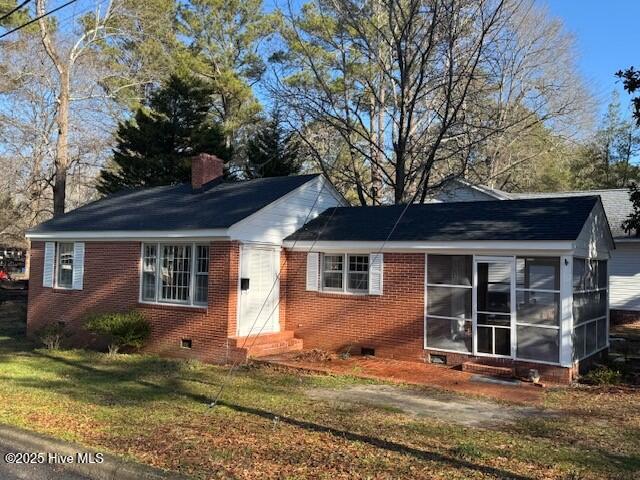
[286,196,601,242]
[30,174,320,233]
[510,189,632,239]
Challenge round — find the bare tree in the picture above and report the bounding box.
[273,0,592,204]
[32,0,176,216]
[0,32,113,238]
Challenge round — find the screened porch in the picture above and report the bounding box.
[424,254,609,367]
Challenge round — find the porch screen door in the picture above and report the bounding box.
[474,257,515,357]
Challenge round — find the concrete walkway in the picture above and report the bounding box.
[0,424,187,480]
[307,384,546,427]
[257,354,545,405]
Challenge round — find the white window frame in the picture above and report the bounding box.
[321,253,370,295]
[55,242,74,290]
[423,254,565,366]
[139,242,209,308]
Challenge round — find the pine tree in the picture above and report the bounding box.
[97,75,230,194]
[244,109,302,178]
[622,183,640,237]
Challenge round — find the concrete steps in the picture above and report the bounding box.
[228,331,303,360]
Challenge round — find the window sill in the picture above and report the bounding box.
[318,289,370,297]
[138,300,208,312]
[51,287,77,293]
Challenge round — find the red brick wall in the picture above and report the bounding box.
[282,251,426,361]
[27,240,239,363]
[282,250,574,383]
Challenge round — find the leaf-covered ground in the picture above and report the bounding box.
[1,298,639,479]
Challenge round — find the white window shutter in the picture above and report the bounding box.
[369,253,384,295]
[43,242,55,288]
[72,242,85,290]
[306,252,319,291]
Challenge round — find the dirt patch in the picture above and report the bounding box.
[307,384,545,427]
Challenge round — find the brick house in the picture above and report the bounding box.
[26,155,614,382]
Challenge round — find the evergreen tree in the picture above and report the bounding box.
[622,183,640,237]
[97,74,230,194]
[244,109,302,178]
[569,92,640,189]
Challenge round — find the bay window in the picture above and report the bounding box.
[140,243,209,307]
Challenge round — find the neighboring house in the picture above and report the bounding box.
[26,158,614,383]
[435,179,639,323]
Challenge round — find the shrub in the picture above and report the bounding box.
[37,323,66,350]
[583,366,623,385]
[85,311,151,355]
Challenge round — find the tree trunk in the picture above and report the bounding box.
[37,0,70,217]
[53,68,70,216]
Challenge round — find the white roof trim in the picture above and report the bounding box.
[26,229,230,241]
[613,237,640,243]
[283,240,575,253]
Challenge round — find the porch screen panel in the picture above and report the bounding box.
[515,257,560,363]
[426,255,472,353]
[572,258,608,361]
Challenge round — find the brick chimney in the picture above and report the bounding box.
[191,153,224,190]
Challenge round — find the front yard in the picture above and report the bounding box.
[0,295,639,479]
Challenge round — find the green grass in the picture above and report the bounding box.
[1,299,639,479]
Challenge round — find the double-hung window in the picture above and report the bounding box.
[56,242,74,289]
[322,254,369,293]
[141,243,209,307]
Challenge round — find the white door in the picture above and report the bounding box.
[238,246,280,337]
[473,256,516,358]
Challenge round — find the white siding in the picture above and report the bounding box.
[229,176,346,245]
[574,202,614,259]
[430,182,499,203]
[609,243,640,311]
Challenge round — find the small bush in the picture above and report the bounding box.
[583,366,623,385]
[85,311,151,355]
[37,323,66,350]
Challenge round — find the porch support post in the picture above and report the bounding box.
[559,255,574,367]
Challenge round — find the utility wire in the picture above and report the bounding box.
[0,0,78,39]
[208,165,434,408]
[209,180,336,407]
[0,0,32,23]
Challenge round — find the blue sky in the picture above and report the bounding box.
[545,0,640,115]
